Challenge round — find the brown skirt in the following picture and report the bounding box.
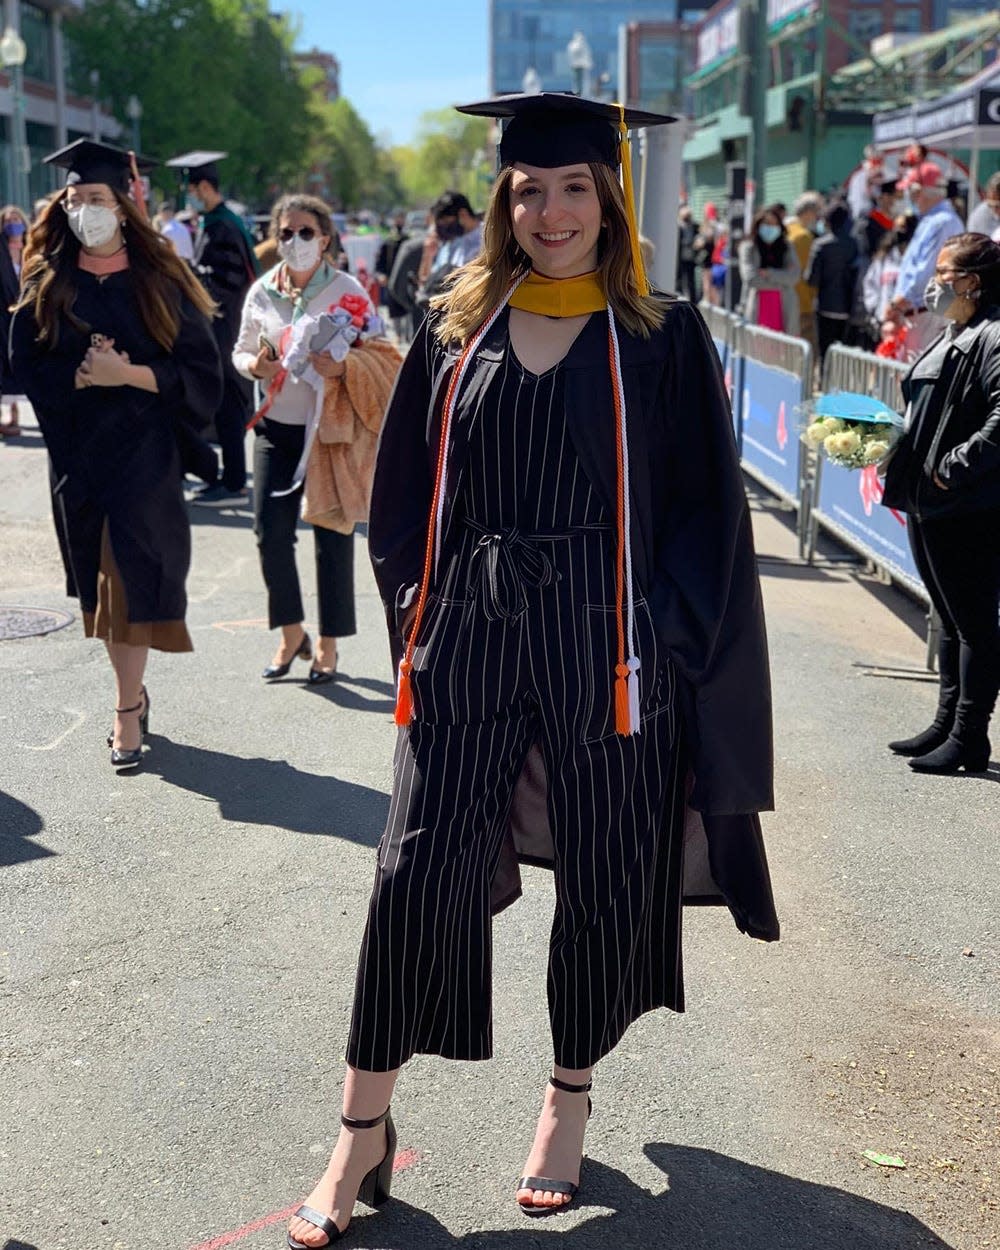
[82,523,193,653]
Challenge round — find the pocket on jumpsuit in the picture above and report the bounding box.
[409,592,473,724]
[579,599,675,743]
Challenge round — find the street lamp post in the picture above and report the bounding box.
[0,25,28,210]
[522,66,542,95]
[125,94,143,151]
[566,30,593,97]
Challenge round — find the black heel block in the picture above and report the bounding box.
[287,1107,396,1249]
[517,1076,593,1216]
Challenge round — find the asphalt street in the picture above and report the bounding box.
[1,414,997,1250]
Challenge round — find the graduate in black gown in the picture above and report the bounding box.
[10,140,222,769]
[285,94,777,1250]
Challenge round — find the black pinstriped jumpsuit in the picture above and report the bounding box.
[347,322,686,1072]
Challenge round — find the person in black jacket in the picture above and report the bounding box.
[285,93,777,1250]
[804,201,859,369]
[882,232,1000,774]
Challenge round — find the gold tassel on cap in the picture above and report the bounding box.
[615,103,650,298]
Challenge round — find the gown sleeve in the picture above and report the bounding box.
[367,314,438,641]
[147,293,223,432]
[649,301,774,816]
[8,302,82,478]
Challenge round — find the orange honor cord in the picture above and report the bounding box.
[614,104,650,299]
[128,151,148,220]
[394,275,528,726]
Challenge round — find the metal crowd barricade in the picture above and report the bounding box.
[732,321,813,550]
[702,305,744,446]
[805,345,939,669]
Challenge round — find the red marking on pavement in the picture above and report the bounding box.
[187,1153,420,1250]
[187,1205,298,1250]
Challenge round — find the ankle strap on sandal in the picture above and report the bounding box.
[549,1075,593,1095]
[341,1106,390,1130]
[115,701,143,715]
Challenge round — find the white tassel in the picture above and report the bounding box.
[627,655,641,734]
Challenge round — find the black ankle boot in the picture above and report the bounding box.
[888,722,952,757]
[909,733,992,774]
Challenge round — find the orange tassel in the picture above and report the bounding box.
[394,659,414,726]
[614,663,630,735]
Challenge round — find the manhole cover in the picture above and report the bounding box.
[0,605,75,640]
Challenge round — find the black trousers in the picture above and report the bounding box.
[252,419,356,638]
[908,507,1000,735]
[346,522,685,1073]
[817,313,849,367]
[213,368,252,491]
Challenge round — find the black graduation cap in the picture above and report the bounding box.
[43,139,156,193]
[455,92,675,170]
[166,150,227,184]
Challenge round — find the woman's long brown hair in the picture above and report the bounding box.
[433,162,666,345]
[15,186,216,351]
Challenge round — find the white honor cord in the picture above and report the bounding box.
[432,272,530,574]
[607,305,641,733]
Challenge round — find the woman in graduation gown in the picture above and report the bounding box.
[286,94,779,1250]
[10,140,222,769]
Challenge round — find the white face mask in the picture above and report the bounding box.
[66,204,120,249]
[278,234,322,272]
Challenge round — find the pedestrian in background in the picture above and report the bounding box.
[0,203,27,436]
[232,193,373,684]
[155,199,194,261]
[675,204,698,301]
[695,201,719,305]
[805,201,859,369]
[863,213,917,340]
[10,140,221,770]
[967,171,1000,236]
[170,151,260,506]
[785,191,825,355]
[738,205,799,333]
[889,161,964,357]
[882,233,1000,775]
[375,211,410,341]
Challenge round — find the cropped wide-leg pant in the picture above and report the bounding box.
[346,522,687,1072]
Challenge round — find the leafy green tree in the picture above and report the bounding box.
[65,0,313,206]
[392,109,493,207]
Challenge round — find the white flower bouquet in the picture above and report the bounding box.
[800,392,903,470]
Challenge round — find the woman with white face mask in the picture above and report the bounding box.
[9,139,222,770]
[232,194,375,683]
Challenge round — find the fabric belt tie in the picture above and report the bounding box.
[466,525,558,622]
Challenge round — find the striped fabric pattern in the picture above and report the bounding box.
[347,342,686,1073]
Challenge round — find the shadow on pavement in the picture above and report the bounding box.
[187,503,256,530]
[141,735,388,845]
[335,1145,955,1249]
[0,791,54,867]
[3,1240,43,1250]
[302,671,396,714]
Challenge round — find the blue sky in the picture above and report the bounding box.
[280,0,490,147]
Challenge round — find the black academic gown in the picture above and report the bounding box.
[10,270,223,621]
[369,298,780,942]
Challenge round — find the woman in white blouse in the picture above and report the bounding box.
[233,194,372,683]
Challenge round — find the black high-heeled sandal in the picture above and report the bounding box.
[287,1107,397,1249]
[110,689,149,769]
[107,686,150,748]
[263,630,312,680]
[516,1076,593,1216]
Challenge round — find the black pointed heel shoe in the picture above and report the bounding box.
[262,631,312,680]
[517,1076,593,1216]
[107,686,150,748]
[110,691,148,769]
[287,1107,397,1249]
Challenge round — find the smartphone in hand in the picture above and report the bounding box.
[258,333,278,360]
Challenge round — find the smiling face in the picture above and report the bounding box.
[509,162,603,278]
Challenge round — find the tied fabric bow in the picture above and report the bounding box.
[468,529,558,622]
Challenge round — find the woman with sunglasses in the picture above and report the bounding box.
[233,194,374,683]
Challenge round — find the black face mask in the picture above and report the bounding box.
[435,219,462,241]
